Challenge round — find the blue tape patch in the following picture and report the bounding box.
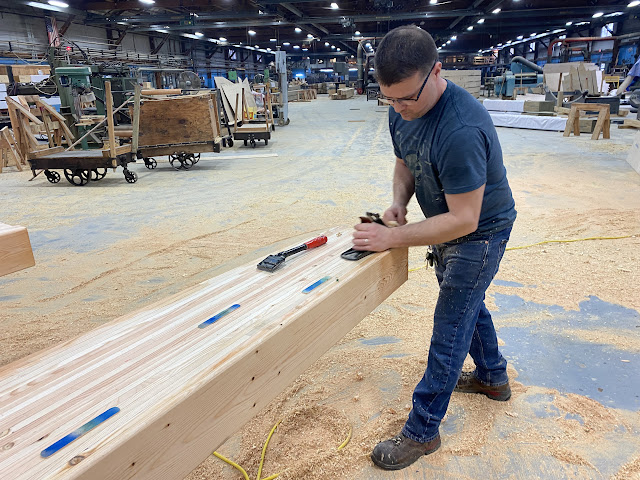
[198,304,241,329]
[302,276,332,294]
[41,407,120,458]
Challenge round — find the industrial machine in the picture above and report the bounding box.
[494,56,544,97]
[274,50,289,126]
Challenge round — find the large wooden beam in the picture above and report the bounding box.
[0,223,35,277]
[0,227,407,479]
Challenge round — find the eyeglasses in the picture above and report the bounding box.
[379,62,436,106]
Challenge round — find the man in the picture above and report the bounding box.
[615,55,640,97]
[352,25,517,471]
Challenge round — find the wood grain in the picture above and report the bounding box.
[0,227,407,479]
[0,223,35,277]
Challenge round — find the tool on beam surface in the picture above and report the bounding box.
[257,235,328,272]
[341,212,393,261]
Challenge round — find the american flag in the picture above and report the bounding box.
[45,16,60,47]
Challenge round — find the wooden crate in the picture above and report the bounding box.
[137,93,221,147]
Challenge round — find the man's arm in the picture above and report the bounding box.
[383,157,415,226]
[353,184,485,251]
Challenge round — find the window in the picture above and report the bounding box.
[601,23,614,38]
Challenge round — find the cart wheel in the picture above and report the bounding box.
[244,139,248,146]
[45,170,60,184]
[278,118,285,127]
[285,118,290,125]
[264,139,268,146]
[145,158,157,170]
[271,124,275,131]
[169,154,182,170]
[124,170,138,183]
[79,170,91,181]
[250,139,256,148]
[192,153,200,164]
[228,138,234,147]
[64,169,88,186]
[181,155,194,170]
[91,168,108,181]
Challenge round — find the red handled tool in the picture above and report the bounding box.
[257,235,328,272]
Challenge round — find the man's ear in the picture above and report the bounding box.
[433,61,443,78]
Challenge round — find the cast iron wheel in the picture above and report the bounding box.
[91,168,107,181]
[181,155,194,170]
[145,158,157,170]
[278,118,285,127]
[244,139,248,146]
[64,169,88,186]
[227,138,234,147]
[264,139,268,146]
[45,170,61,184]
[250,139,256,148]
[124,170,138,183]
[285,118,290,125]
[169,154,183,170]
[191,153,200,165]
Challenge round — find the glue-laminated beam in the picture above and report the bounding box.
[0,223,35,277]
[104,81,117,161]
[0,227,407,479]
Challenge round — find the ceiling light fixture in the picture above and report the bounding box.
[325,41,330,46]
[195,31,204,37]
[517,35,523,39]
[248,29,256,35]
[219,37,227,42]
[295,27,302,33]
[592,12,604,18]
[307,34,313,38]
[283,42,290,46]
[566,21,573,25]
[48,0,69,6]
[492,8,501,14]
[430,0,438,4]
[336,47,341,51]
[270,38,276,41]
[467,26,473,31]
[293,45,300,49]
[451,35,457,40]
[331,2,339,9]
[355,30,361,35]
[477,18,485,23]
[139,0,154,4]
[629,0,640,7]
[530,32,536,36]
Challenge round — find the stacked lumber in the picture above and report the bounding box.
[330,87,355,100]
[289,88,317,102]
[543,62,603,95]
[0,222,35,277]
[441,70,482,98]
[9,65,50,84]
[0,227,407,479]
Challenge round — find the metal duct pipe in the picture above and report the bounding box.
[512,56,543,73]
[547,37,610,63]
[357,41,364,90]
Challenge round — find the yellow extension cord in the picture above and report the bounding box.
[408,234,638,272]
[213,421,352,480]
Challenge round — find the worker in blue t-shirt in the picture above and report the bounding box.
[616,56,640,96]
[350,25,517,471]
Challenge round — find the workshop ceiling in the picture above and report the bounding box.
[14,0,639,56]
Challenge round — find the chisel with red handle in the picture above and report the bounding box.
[257,235,328,272]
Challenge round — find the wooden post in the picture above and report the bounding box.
[104,81,117,162]
[0,227,406,479]
[234,92,240,133]
[131,84,141,153]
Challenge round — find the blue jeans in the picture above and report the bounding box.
[402,226,512,443]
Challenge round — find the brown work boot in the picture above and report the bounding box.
[370,433,441,470]
[454,371,511,401]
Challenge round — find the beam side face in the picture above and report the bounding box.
[0,227,408,479]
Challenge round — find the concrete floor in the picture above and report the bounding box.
[1,94,640,479]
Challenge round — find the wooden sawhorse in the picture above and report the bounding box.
[563,103,610,140]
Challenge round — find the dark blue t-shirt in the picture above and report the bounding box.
[389,80,516,235]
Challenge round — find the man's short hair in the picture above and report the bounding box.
[374,25,438,86]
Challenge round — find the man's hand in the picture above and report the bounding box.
[383,204,408,226]
[352,222,394,251]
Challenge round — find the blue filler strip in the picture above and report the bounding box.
[302,276,332,294]
[198,304,241,329]
[41,407,120,458]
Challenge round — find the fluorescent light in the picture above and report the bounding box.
[219,37,227,42]
[592,12,604,18]
[295,27,302,33]
[606,12,624,16]
[566,21,573,25]
[451,35,457,40]
[155,29,168,34]
[530,32,537,36]
[492,8,501,13]
[498,43,503,46]
[325,42,330,46]
[629,0,640,7]
[477,18,485,24]
[248,29,256,35]
[270,38,277,41]
[331,45,336,49]
[355,30,361,35]
[446,40,451,44]
[139,0,154,3]
[27,1,63,10]
[430,0,438,4]
[48,0,69,6]
[293,45,300,49]
[267,47,272,51]
[255,45,259,48]
[517,35,523,40]
[441,44,446,47]
[302,48,308,51]
[330,2,339,9]
[467,26,473,31]
[336,47,341,51]
[195,31,204,37]
[283,42,290,46]
[307,34,313,38]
